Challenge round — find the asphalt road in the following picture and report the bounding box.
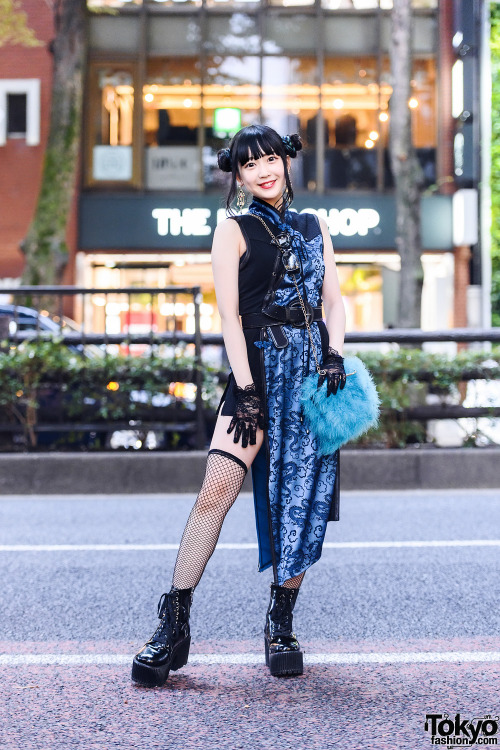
[0,489,499,750]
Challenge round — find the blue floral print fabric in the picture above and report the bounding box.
[247,199,339,585]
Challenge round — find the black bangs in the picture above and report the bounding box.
[222,124,295,217]
[232,125,286,168]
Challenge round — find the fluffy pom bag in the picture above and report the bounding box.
[300,355,380,456]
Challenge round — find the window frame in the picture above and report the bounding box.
[0,79,40,146]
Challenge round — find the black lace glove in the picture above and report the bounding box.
[227,383,265,448]
[317,346,346,397]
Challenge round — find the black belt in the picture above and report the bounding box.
[241,303,323,329]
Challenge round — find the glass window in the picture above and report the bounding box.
[144,59,202,190]
[262,56,318,190]
[205,14,260,55]
[203,56,261,189]
[205,0,260,9]
[7,94,27,137]
[268,0,314,7]
[322,57,382,189]
[321,0,436,9]
[86,64,137,185]
[145,0,200,8]
[88,17,140,52]
[262,15,318,54]
[87,0,141,8]
[380,15,437,54]
[147,17,201,55]
[324,16,378,54]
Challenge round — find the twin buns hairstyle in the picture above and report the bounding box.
[217,127,303,173]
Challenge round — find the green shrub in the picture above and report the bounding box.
[1,340,499,450]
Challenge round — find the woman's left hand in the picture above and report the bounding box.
[317,347,346,397]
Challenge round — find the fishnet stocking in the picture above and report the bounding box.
[283,571,305,589]
[172,449,247,590]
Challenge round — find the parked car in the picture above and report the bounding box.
[0,304,104,358]
[0,304,204,451]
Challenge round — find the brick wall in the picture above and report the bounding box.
[0,0,78,282]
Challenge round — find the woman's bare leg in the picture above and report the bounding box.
[171,415,264,590]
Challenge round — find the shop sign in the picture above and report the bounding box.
[79,194,453,250]
[152,206,380,239]
[152,208,211,236]
[146,147,200,190]
[93,146,132,181]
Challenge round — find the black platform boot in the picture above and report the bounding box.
[131,586,193,687]
[264,583,304,677]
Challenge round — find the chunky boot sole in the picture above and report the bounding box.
[131,635,191,687]
[264,637,303,677]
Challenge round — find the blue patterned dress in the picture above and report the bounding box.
[218,197,339,585]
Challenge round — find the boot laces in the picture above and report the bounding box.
[151,592,180,644]
[270,590,294,634]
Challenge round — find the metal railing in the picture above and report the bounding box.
[1,285,500,450]
[0,285,206,448]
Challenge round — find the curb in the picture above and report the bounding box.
[0,448,499,494]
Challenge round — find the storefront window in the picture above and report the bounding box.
[145,0,200,8]
[147,17,201,54]
[144,59,202,190]
[88,17,140,52]
[262,15,318,54]
[268,0,314,7]
[87,0,141,9]
[379,56,437,188]
[337,263,384,331]
[85,5,438,193]
[86,64,137,185]
[205,14,260,55]
[203,56,261,188]
[262,56,318,190]
[321,0,436,9]
[322,57,383,189]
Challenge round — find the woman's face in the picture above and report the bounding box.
[237,152,289,207]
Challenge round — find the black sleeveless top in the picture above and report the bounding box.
[231,205,322,315]
[216,203,328,414]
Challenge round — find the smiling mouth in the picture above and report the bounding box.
[259,180,276,189]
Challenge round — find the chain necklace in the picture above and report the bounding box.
[249,212,326,376]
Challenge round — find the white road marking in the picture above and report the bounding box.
[0,651,499,666]
[0,540,498,552]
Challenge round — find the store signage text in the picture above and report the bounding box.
[152,207,380,238]
[152,208,211,236]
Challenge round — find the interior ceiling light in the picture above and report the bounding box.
[379,111,389,122]
[365,139,374,149]
[408,98,419,109]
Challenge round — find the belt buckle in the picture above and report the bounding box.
[289,299,313,328]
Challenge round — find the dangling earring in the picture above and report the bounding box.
[237,186,246,211]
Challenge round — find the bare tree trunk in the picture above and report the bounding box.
[20,0,86,285]
[389,0,424,328]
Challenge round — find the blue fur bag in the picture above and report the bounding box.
[300,355,380,456]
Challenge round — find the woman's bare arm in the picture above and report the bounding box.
[318,216,346,355]
[211,218,254,388]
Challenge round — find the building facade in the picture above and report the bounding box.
[0,0,486,337]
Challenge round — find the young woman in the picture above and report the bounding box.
[132,124,346,687]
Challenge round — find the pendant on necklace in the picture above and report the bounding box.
[283,252,299,272]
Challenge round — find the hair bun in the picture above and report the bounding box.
[217,147,232,172]
[282,133,303,158]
